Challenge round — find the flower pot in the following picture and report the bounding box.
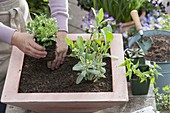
[1,34,128,113]
[35,39,56,61]
[43,41,56,61]
[130,65,150,95]
[154,62,170,93]
[129,30,170,93]
[131,78,150,95]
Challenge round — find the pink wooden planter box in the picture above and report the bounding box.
[1,34,128,113]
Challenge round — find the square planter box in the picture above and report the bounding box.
[1,34,128,113]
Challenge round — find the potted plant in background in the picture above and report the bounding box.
[27,14,59,61]
[1,8,128,113]
[120,57,162,95]
[128,8,170,94]
[125,48,145,65]
[143,31,170,93]
[154,85,170,113]
[77,0,147,23]
[78,0,167,50]
[77,0,166,33]
[78,0,147,33]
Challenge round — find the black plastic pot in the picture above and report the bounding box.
[130,65,150,95]
[35,36,56,61]
[131,78,150,95]
[43,41,56,61]
[132,57,145,65]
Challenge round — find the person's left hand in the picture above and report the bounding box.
[47,31,68,70]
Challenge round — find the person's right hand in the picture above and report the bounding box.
[11,31,47,58]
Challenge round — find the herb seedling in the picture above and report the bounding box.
[66,8,114,84]
[120,58,162,84]
[154,85,170,112]
[27,14,59,47]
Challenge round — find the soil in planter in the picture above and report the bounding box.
[18,54,112,93]
[144,34,170,62]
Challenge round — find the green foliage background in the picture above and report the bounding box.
[26,0,50,18]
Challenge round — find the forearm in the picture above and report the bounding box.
[49,0,69,32]
[0,22,15,44]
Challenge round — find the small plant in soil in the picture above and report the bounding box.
[66,8,114,84]
[154,85,170,112]
[125,48,145,64]
[119,58,162,84]
[27,14,59,61]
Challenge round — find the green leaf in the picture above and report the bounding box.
[85,39,91,47]
[100,29,106,43]
[95,39,101,45]
[86,54,95,60]
[100,74,106,78]
[96,8,104,23]
[91,8,97,17]
[91,41,98,51]
[126,70,132,80]
[103,53,111,58]
[50,37,56,42]
[65,38,74,48]
[73,62,84,71]
[87,69,100,75]
[100,67,106,73]
[119,60,127,67]
[105,24,113,33]
[96,62,106,66]
[103,27,114,43]
[76,36,84,50]
[76,75,84,84]
[150,77,155,84]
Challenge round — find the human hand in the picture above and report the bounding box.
[11,31,47,58]
[47,31,68,70]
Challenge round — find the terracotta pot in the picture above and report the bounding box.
[1,34,128,113]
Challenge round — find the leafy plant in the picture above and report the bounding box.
[125,48,145,64]
[77,0,146,23]
[154,85,170,112]
[159,13,170,31]
[79,0,167,34]
[26,0,50,18]
[139,0,165,13]
[27,14,59,47]
[119,58,162,84]
[66,8,114,84]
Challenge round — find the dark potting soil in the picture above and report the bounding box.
[18,55,112,93]
[144,34,170,62]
